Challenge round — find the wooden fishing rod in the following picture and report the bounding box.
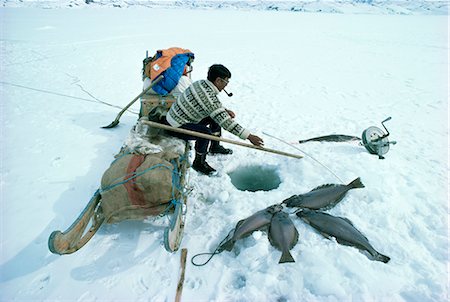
[142,120,303,160]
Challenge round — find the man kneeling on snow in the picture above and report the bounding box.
[164,64,264,175]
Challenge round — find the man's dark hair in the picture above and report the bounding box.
[207,64,231,82]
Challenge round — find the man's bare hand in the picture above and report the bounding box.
[226,109,236,118]
[248,134,264,147]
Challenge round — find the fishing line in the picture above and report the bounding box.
[0,81,139,114]
[191,229,234,266]
[262,131,345,184]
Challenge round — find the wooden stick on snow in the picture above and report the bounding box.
[175,248,188,302]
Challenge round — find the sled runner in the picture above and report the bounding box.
[48,191,104,255]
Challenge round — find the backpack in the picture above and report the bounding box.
[142,47,194,96]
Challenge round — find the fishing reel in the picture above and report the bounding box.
[361,117,397,159]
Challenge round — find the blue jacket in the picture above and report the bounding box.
[153,53,194,96]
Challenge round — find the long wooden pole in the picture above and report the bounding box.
[175,248,188,302]
[142,120,303,159]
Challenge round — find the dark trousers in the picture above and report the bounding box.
[163,117,220,154]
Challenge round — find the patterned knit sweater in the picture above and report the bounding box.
[166,79,250,140]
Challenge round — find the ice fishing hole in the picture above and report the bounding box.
[228,165,281,192]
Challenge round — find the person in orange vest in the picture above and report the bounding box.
[164,64,264,175]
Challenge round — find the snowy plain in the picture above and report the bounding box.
[0,2,449,302]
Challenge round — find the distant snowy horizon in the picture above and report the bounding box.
[1,0,449,15]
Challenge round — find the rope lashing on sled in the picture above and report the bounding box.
[160,159,186,219]
[100,154,188,225]
[159,155,186,222]
[170,158,185,193]
[110,151,133,165]
[99,163,174,193]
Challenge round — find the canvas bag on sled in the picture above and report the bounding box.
[100,152,179,223]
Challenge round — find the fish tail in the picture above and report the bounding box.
[298,139,312,144]
[279,251,295,264]
[348,177,365,189]
[374,252,391,263]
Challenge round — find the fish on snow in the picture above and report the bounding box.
[296,209,390,263]
[219,204,283,252]
[298,134,361,144]
[268,211,299,264]
[283,177,365,210]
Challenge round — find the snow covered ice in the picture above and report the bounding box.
[0,1,449,301]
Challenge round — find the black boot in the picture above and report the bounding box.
[192,152,216,175]
[209,141,233,155]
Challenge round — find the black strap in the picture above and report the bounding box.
[191,229,234,266]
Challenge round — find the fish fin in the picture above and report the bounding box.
[299,216,333,242]
[310,184,338,192]
[339,217,371,242]
[279,251,295,263]
[334,237,355,247]
[319,231,333,240]
[340,217,356,227]
[374,252,391,263]
[268,222,275,247]
[362,248,391,263]
[302,219,333,240]
[317,193,347,211]
[288,217,300,248]
[296,215,310,226]
[348,177,365,189]
[268,230,276,247]
[314,178,364,210]
[296,211,314,226]
[291,229,299,249]
[295,209,314,217]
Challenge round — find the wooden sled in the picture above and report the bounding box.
[49,97,190,255]
[48,145,189,255]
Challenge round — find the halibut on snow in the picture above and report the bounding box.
[219,204,283,252]
[296,210,390,263]
[268,211,299,264]
[298,134,361,144]
[283,177,365,210]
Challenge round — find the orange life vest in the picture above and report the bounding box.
[145,47,193,80]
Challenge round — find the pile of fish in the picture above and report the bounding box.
[218,204,299,263]
[208,177,390,265]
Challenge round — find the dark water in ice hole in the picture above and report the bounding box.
[228,165,281,192]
